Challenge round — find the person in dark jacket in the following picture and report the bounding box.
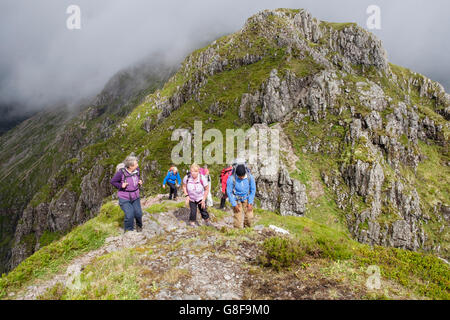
[163,166,181,200]
[110,156,143,232]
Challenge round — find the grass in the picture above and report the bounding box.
[2,198,449,300]
[144,201,185,214]
[209,207,231,223]
[255,208,450,299]
[63,249,143,300]
[0,201,123,298]
[282,117,350,233]
[320,21,358,31]
[357,245,450,300]
[257,237,305,271]
[416,141,449,209]
[39,230,64,247]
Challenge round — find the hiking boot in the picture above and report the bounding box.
[188,221,197,228]
[136,226,142,233]
[220,198,226,210]
[204,219,213,227]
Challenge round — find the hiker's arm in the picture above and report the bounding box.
[248,175,256,205]
[138,168,143,185]
[203,185,209,202]
[110,171,123,190]
[182,181,188,197]
[162,172,169,186]
[176,172,181,185]
[226,177,237,207]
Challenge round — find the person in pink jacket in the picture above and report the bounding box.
[182,163,213,227]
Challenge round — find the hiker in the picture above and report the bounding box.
[219,164,233,209]
[182,163,213,227]
[162,166,181,200]
[200,165,214,207]
[110,155,143,232]
[226,160,256,229]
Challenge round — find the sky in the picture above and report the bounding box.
[0,0,449,117]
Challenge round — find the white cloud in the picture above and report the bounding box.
[0,0,448,115]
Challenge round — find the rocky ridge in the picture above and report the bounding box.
[4,7,449,273]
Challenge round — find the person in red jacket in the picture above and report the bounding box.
[219,165,233,209]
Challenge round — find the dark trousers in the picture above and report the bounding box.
[119,197,143,231]
[189,200,209,222]
[168,181,177,200]
[220,192,227,209]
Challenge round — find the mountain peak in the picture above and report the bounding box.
[225,8,389,74]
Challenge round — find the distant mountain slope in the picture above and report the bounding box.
[0,58,176,273]
[0,104,37,136]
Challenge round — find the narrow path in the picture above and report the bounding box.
[14,195,251,300]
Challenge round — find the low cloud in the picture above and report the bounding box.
[0,0,448,117]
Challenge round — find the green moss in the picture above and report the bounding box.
[399,134,409,147]
[29,184,52,208]
[20,234,36,254]
[358,220,369,231]
[285,55,325,78]
[320,21,357,31]
[378,203,401,225]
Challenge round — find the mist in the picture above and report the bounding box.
[0,0,448,119]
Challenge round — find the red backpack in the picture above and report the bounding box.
[220,166,233,193]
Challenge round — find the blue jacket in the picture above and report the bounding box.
[163,170,181,185]
[226,173,256,207]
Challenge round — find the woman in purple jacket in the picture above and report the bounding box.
[110,156,143,232]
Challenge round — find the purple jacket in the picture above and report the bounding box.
[110,168,141,201]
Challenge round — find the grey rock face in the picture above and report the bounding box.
[247,124,308,216]
[328,25,389,73]
[72,164,111,225]
[47,188,78,232]
[239,69,341,126]
[8,203,49,270]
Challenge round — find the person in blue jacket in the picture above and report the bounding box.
[226,164,256,229]
[163,166,181,200]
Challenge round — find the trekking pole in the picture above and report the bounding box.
[140,168,145,198]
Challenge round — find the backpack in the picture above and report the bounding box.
[168,166,176,174]
[185,171,206,189]
[166,168,178,183]
[220,166,233,183]
[116,163,140,192]
[229,158,253,197]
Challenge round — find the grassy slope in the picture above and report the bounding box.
[0,201,448,300]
